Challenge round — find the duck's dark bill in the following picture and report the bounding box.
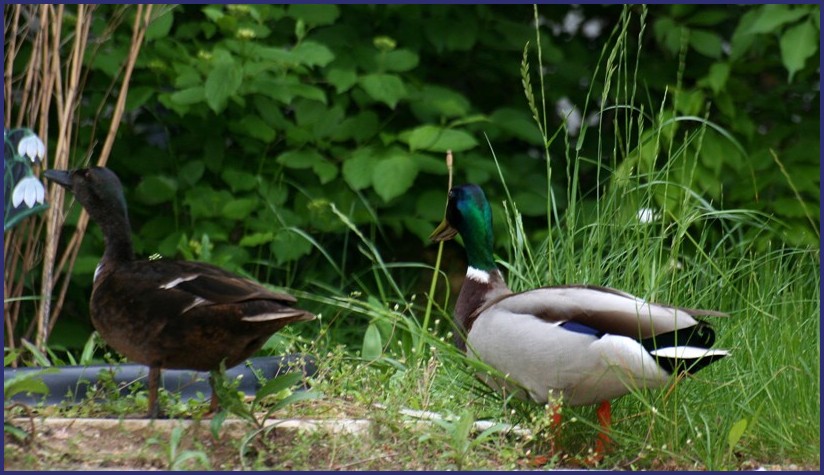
[43,169,73,187]
[429,218,458,242]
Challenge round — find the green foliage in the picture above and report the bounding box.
[12,5,818,381]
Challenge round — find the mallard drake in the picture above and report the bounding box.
[44,167,316,418]
[430,184,729,454]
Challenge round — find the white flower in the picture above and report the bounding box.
[636,207,659,224]
[16,134,47,162]
[12,176,46,208]
[582,19,604,39]
[562,9,584,35]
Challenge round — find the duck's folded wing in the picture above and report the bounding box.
[128,260,310,319]
[482,284,727,340]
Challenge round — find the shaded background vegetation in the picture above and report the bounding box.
[4,4,819,359]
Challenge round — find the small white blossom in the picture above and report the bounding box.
[16,134,46,162]
[562,9,584,35]
[582,18,604,39]
[12,176,46,208]
[637,207,659,224]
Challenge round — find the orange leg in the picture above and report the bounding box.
[592,400,612,461]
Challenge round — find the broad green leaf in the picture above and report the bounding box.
[706,62,730,94]
[342,148,377,190]
[411,85,470,119]
[361,323,382,360]
[221,169,258,192]
[313,160,338,184]
[270,229,312,264]
[685,9,730,26]
[277,150,338,184]
[125,87,155,112]
[255,372,302,401]
[239,231,274,247]
[407,125,478,153]
[359,73,407,109]
[780,20,818,83]
[276,149,325,169]
[205,58,243,113]
[286,83,327,104]
[381,49,419,72]
[746,4,809,35]
[653,17,682,55]
[326,67,358,93]
[287,4,339,26]
[136,175,178,205]
[221,198,258,220]
[689,29,722,58]
[235,115,276,143]
[146,8,174,41]
[184,185,233,218]
[169,86,204,106]
[255,45,295,64]
[292,41,335,67]
[178,161,205,187]
[334,111,379,142]
[4,369,58,400]
[372,153,419,202]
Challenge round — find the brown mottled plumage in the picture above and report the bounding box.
[45,167,315,418]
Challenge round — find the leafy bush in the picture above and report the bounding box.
[5,4,818,355]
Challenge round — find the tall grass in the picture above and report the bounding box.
[295,4,819,469]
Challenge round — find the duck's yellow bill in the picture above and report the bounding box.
[429,218,458,242]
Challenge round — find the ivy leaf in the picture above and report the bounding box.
[342,148,377,190]
[205,57,243,113]
[407,125,478,153]
[359,73,407,109]
[372,153,419,202]
[135,175,178,205]
[780,20,818,83]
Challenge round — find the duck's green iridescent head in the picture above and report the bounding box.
[429,184,496,271]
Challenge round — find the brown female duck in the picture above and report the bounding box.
[45,167,315,418]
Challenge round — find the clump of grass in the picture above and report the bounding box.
[475,3,821,470]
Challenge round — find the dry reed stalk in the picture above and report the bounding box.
[46,4,153,339]
[3,4,152,358]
